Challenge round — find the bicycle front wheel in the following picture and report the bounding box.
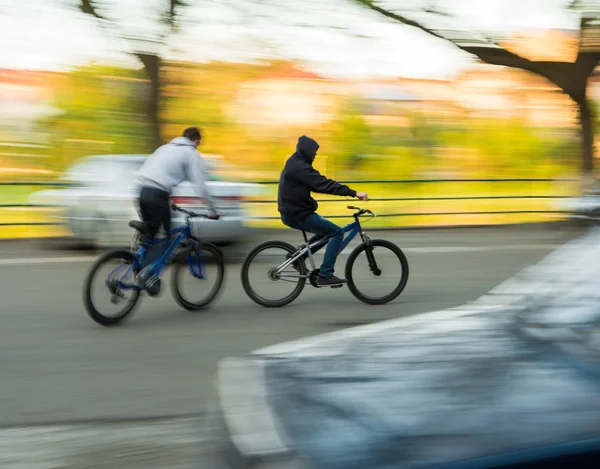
[171,242,225,311]
[83,249,141,326]
[346,239,409,305]
[241,240,307,307]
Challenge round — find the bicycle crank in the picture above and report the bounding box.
[107,278,126,304]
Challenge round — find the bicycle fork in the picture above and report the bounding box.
[360,233,382,276]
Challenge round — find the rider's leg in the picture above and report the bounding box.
[151,190,173,263]
[295,214,344,282]
[159,192,171,238]
[139,187,168,239]
[138,187,171,270]
[306,234,327,256]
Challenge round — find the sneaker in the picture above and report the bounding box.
[316,275,347,287]
[145,275,161,297]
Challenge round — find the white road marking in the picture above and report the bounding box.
[0,256,95,267]
[403,244,561,254]
[0,244,561,268]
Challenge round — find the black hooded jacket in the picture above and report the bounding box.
[278,136,357,225]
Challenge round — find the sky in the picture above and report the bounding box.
[0,0,583,80]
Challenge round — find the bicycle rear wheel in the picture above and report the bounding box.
[345,239,409,305]
[171,242,225,311]
[83,249,141,326]
[241,240,307,307]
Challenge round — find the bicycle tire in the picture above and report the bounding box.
[83,249,141,326]
[241,240,307,308]
[171,242,225,311]
[345,239,409,305]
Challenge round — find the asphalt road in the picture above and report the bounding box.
[0,225,582,468]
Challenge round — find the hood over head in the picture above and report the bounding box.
[296,135,319,163]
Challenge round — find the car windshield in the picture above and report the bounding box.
[62,157,144,186]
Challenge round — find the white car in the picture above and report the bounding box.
[29,154,266,248]
[550,190,600,226]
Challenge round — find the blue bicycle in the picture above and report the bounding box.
[241,206,409,307]
[83,203,225,326]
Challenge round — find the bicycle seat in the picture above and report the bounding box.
[128,220,149,235]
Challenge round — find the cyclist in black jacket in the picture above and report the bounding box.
[278,135,368,287]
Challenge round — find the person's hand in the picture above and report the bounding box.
[208,212,220,220]
[356,192,369,201]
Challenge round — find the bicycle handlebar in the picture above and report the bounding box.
[171,203,219,220]
[347,205,376,218]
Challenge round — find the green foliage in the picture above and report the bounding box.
[330,99,371,172]
[435,118,576,178]
[39,64,153,171]
[35,60,580,181]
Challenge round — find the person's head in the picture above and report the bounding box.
[296,135,319,163]
[183,126,202,148]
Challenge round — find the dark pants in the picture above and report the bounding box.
[138,186,171,239]
[138,187,171,269]
[287,213,344,278]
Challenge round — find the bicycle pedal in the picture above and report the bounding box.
[145,276,161,297]
[110,292,125,304]
[330,284,344,289]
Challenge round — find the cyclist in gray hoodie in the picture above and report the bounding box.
[134,127,219,290]
[135,126,219,241]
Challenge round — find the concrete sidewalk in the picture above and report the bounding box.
[0,416,228,469]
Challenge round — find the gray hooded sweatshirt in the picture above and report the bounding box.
[135,136,217,213]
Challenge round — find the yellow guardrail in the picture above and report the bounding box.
[0,179,581,239]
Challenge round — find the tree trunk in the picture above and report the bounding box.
[576,97,596,188]
[136,53,163,151]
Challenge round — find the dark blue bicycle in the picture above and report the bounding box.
[83,203,225,326]
[241,206,409,307]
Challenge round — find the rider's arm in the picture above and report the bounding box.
[187,151,218,214]
[296,165,357,197]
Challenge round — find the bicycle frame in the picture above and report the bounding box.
[109,223,200,291]
[276,217,369,279]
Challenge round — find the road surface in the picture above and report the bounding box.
[0,225,581,467]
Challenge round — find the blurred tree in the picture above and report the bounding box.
[354,0,600,180]
[78,0,189,150]
[332,99,372,173]
[39,65,152,171]
[77,1,272,151]
[409,112,440,159]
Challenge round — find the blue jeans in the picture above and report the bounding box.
[288,213,344,278]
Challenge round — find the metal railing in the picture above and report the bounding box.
[240,178,578,221]
[0,178,579,228]
[0,181,70,227]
